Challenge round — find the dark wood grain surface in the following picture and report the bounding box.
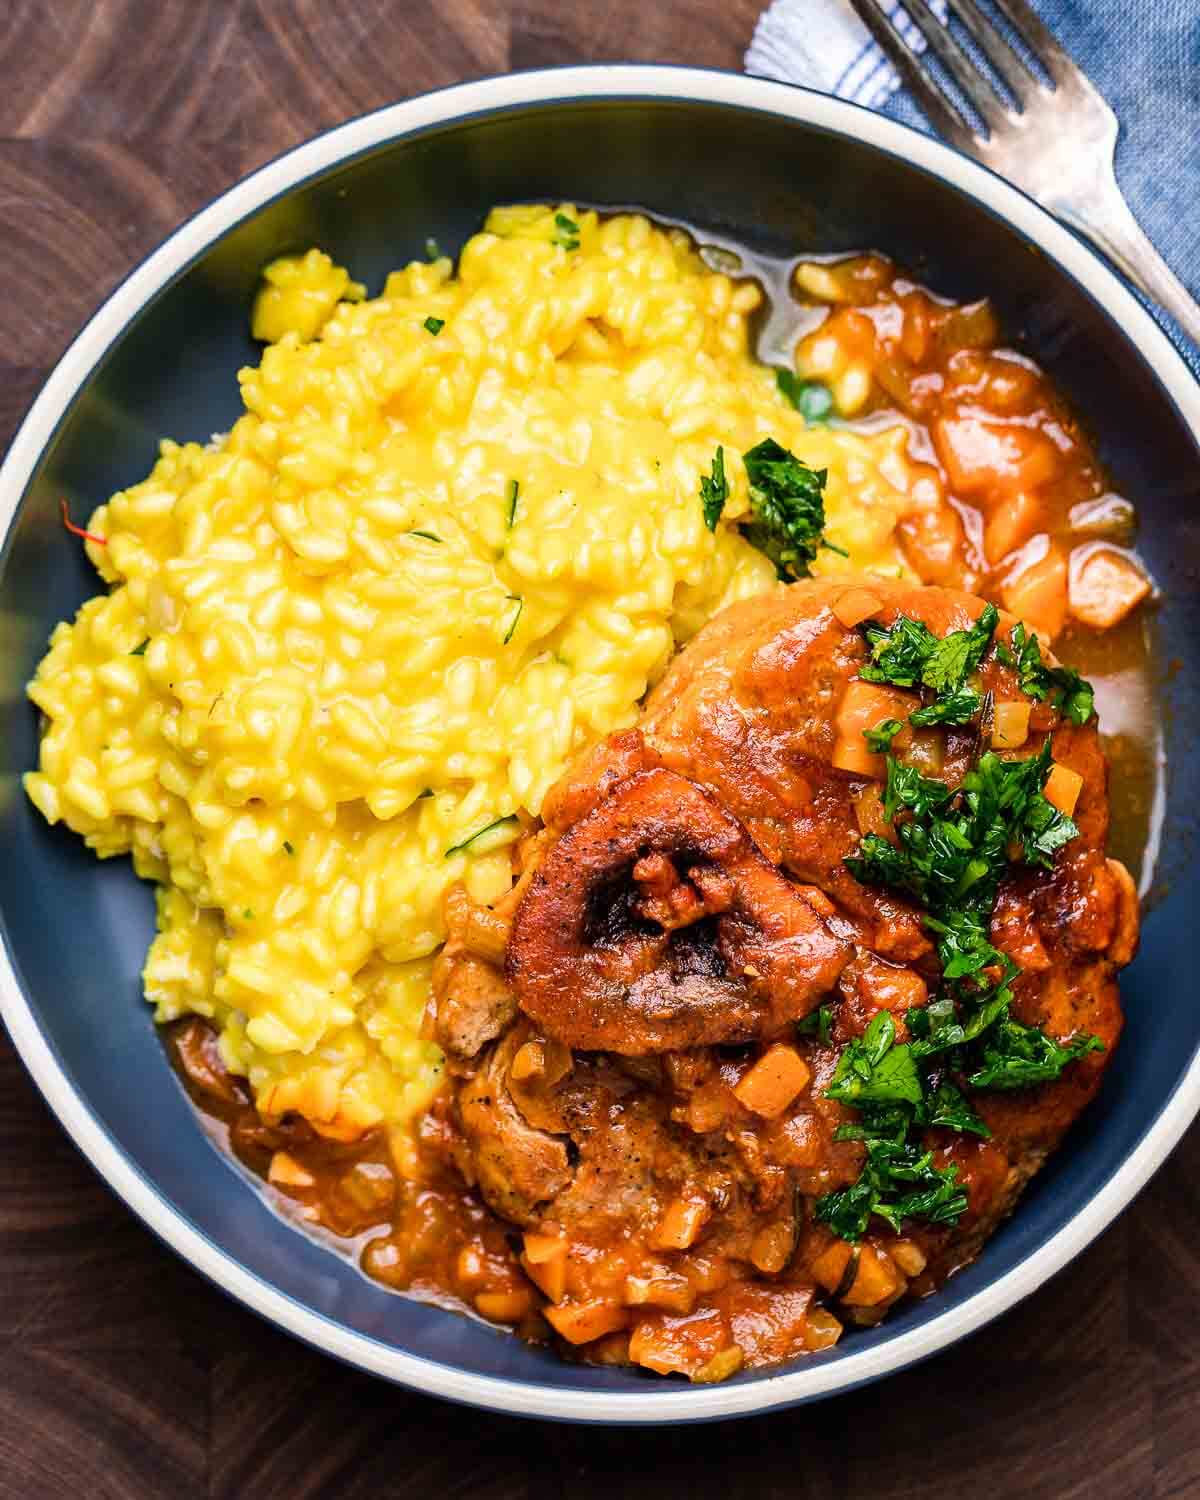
[1,3,1196,1495]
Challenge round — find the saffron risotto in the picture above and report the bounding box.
[25,205,942,1147]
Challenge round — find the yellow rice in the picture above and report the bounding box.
[24,204,936,1143]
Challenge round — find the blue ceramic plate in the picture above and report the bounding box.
[1,67,1197,1423]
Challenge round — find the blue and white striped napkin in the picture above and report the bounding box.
[747,0,949,111]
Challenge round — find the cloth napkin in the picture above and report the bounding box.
[745,0,1200,373]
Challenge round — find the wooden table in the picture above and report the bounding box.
[1,3,1195,1494]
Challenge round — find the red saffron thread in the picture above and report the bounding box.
[60,498,107,546]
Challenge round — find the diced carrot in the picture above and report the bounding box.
[933,416,1060,498]
[623,1274,696,1313]
[810,1239,854,1294]
[651,1195,711,1251]
[777,1111,823,1168]
[511,1036,572,1087]
[984,489,1043,564]
[836,679,919,739]
[629,1309,725,1375]
[991,701,1031,749]
[1068,546,1151,629]
[832,587,883,629]
[1002,545,1068,640]
[522,1231,566,1263]
[734,1044,811,1118]
[1043,763,1084,818]
[267,1151,315,1188]
[543,1299,630,1346]
[842,1244,903,1307]
[979,355,1040,411]
[521,1232,569,1303]
[474,1288,535,1323]
[833,680,919,779]
[832,735,882,778]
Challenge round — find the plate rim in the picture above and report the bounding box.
[2,63,1198,1424]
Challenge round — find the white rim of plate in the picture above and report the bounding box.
[1,65,1198,1424]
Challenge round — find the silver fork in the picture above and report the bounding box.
[847,0,1200,345]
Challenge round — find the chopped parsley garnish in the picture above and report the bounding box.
[818,680,1102,1240]
[408,530,442,542]
[776,370,834,422]
[797,1004,834,1045]
[553,212,581,251]
[505,479,520,528]
[848,741,1078,911]
[282,840,294,856]
[860,603,998,728]
[923,1078,992,1137]
[130,638,150,656]
[814,1016,980,1240]
[908,685,984,727]
[827,1012,922,1109]
[967,1015,1106,1090]
[923,604,999,695]
[423,315,445,335]
[816,1065,968,1243]
[700,447,729,532]
[425,237,441,260]
[859,614,940,689]
[863,718,903,753]
[740,438,845,580]
[502,596,523,645]
[996,622,1095,725]
[880,757,952,823]
[816,1141,968,1240]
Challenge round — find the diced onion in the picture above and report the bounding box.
[803,1307,844,1351]
[991,701,1031,749]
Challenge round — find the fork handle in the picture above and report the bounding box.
[1053,174,1200,348]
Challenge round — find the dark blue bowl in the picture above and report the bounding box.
[1,67,1198,1422]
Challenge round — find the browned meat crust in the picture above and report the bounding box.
[431,577,1139,1373]
[508,767,851,1053]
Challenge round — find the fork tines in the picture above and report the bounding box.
[847,0,1069,146]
